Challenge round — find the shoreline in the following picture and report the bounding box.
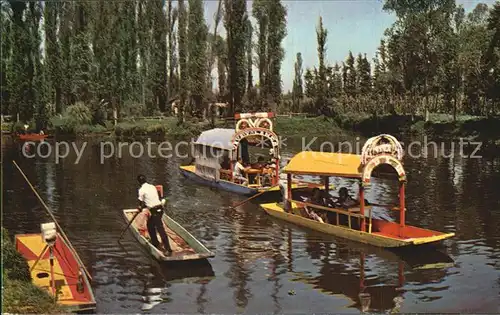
[4,114,500,145]
[2,228,63,314]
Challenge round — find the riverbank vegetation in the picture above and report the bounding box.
[1,1,499,140]
[2,227,63,314]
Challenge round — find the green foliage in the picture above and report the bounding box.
[2,227,31,282]
[178,0,188,123]
[188,0,208,115]
[292,52,304,111]
[113,117,202,139]
[49,103,92,134]
[274,116,341,136]
[224,0,248,114]
[3,273,62,314]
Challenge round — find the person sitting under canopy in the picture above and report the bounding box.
[302,188,325,223]
[233,158,250,185]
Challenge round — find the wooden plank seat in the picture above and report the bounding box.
[293,200,373,231]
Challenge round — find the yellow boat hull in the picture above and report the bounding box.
[260,202,454,248]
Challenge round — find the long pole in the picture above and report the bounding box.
[230,184,279,209]
[118,210,141,241]
[12,160,92,281]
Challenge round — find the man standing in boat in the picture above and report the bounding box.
[136,175,172,255]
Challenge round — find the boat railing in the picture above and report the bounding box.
[292,200,374,233]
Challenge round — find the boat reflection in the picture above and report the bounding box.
[117,239,215,312]
[141,260,215,311]
[292,233,454,313]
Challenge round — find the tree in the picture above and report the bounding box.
[215,35,227,101]
[266,0,287,107]
[178,0,188,123]
[315,16,328,112]
[252,0,268,104]
[44,1,62,114]
[304,68,316,99]
[292,52,304,111]
[344,51,357,98]
[188,0,208,116]
[0,3,11,114]
[245,18,253,95]
[484,2,500,115]
[224,0,247,115]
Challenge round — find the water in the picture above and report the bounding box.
[2,135,500,313]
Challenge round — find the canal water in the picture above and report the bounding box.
[2,134,499,313]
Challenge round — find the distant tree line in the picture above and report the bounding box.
[0,0,287,128]
[288,1,500,121]
[1,0,499,131]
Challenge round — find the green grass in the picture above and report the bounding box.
[2,227,63,314]
[113,117,213,139]
[274,115,343,136]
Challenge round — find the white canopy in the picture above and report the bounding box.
[193,128,235,150]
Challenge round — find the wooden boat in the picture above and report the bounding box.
[259,134,455,248]
[17,133,49,140]
[180,112,326,197]
[15,230,96,312]
[122,209,215,262]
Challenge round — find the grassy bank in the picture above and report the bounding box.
[2,227,63,314]
[336,113,500,143]
[14,112,500,144]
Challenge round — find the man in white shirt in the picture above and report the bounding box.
[233,158,249,185]
[137,174,172,255]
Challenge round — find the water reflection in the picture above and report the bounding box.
[2,136,500,313]
[293,232,455,313]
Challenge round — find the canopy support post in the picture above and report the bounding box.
[399,181,405,229]
[359,181,366,232]
[324,176,329,193]
[286,173,292,212]
[274,158,280,186]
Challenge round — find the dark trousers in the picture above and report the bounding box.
[147,212,172,251]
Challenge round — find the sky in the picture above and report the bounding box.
[202,0,496,92]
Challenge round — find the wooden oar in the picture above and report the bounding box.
[12,160,92,281]
[229,184,280,209]
[118,210,141,241]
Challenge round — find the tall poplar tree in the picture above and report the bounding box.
[188,0,208,116]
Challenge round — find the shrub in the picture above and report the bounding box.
[2,227,31,282]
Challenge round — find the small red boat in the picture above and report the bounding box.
[15,229,96,312]
[18,133,49,140]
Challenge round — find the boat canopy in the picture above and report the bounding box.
[283,151,364,178]
[193,128,235,150]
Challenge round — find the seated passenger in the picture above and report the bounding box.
[233,158,250,185]
[336,187,359,208]
[253,156,266,169]
[302,188,325,223]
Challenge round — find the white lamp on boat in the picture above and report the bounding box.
[41,222,57,246]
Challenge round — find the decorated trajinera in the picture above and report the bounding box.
[259,134,455,248]
[180,112,323,196]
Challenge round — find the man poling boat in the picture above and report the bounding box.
[136,174,172,255]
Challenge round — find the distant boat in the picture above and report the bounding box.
[122,209,215,262]
[17,133,49,141]
[180,112,328,197]
[15,232,97,313]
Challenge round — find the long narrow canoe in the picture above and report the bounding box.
[122,209,215,262]
[260,202,455,248]
[15,233,96,312]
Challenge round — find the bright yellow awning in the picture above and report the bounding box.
[283,151,363,178]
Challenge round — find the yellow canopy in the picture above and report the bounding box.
[283,151,363,178]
